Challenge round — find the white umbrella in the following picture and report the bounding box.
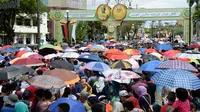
[44,54,58,59]
[61,52,80,58]
[176,53,200,59]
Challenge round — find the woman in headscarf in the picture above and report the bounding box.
[15,102,29,112]
[138,86,152,112]
[112,102,124,112]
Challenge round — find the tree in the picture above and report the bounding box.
[0,0,46,44]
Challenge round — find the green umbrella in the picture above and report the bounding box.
[39,44,55,50]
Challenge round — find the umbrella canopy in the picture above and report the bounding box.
[162,50,181,59]
[61,52,80,58]
[110,61,132,69]
[0,66,34,80]
[144,48,157,54]
[43,69,80,85]
[15,50,30,57]
[0,45,14,50]
[38,48,57,56]
[103,69,141,83]
[0,47,19,53]
[27,75,65,89]
[156,60,198,72]
[0,55,4,62]
[138,60,161,72]
[78,54,103,62]
[106,53,130,60]
[28,54,44,59]
[78,47,90,51]
[39,44,55,50]
[151,70,200,90]
[13,43,27,48]
[64,47,77,52]
[156,44,173,50]
[176,52,200,59]
[21,52,38,58]
[12,58,44,67]
[138,48,147,54]
[19,47,32,52]
[124,58,139,69]
[50,60,74,71]
[83,62,110,72]
[123,49,141,55]
[187,44,200,49]
[44,54,58,60]
[106,49,121,54]
[50,98,85,112]
[86,44,93,48]
[150,52,162,59]
[142,55,160,61]
[55,46,63,51]
[90,45,106,52]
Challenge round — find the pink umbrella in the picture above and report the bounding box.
[124,58,139,69]
[29,54,44,59]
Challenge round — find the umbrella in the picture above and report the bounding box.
[12,58,44,67]
[13,43,27,48]
[90,45,106,52]
[142,55,160,61]
[19,47,32,52]
[39,44,55,50]
[144,48,157,54]
[21,52,38,58]
[0,45,14,50]
[86,44,93,48]
[38,48,57,56]
[0,55,4,62]
[83,61,110,72]
[123,49,141,55]
[55,46,63,51]
[28,54,44,59]
[156,44,172,50]
[162,50,181,59]
[151,70,200,90]
[0,66,34,80]
[44,54,58,60]
[50,98,85,112]
[50,60,74,70]
[124,58,139,69]
[15,50,30,57]
[187,44,200,49]
[78,47,90,51]
[78,54,103,62]
[110,61,132,69]
[138,48,146,54]
[138,60,161,72]
[43,69,80,85]
[190,59,200,65]
[64,47,77,52]
[106,53,130,60]
[156,60,198,72]
[27,75,65,89]
[61,52,80,58]
[150,52,162,59]
[103,69,141,83]
[0,47,19,53]
[176,52,200,59]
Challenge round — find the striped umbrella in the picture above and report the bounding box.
[110,61,132,69]
[156,60,198,72]
[83,62,110,72]
[151,69,200,90]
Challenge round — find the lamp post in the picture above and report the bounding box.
[36,0,40,46]
[66,10,70,45]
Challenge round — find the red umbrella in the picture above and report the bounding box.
[144,48,157,54]
[12,58,44,67]
[162,50,181,59]
[106,49,122,54]
[0,45,14,50]
[187,44,200,49]
[106,53,130,60]
[15,50,29,57]
[29,54,44,59]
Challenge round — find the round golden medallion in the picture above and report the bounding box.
[112,4,127,21]
[96,4,111,21]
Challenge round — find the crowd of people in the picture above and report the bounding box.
[0,40,200,112]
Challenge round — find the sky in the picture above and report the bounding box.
[87,0,189,9]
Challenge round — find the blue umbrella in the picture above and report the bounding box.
[78,54,103,63]
[83,61,110,72]
[138,48,146,54]
[156,44,172,51]
[0,55,4,62]
[50,98,85,112]
[151,69,200,90]
[138,60,161,72]
[0,48,19,53]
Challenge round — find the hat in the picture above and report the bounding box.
[119,90,129,97]
[98,95,107,101]
[77,91,89,98]
[3,94,19,106]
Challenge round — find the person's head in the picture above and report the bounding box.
[58,103,70,112]
[91,103,106,112]
[98,95,108,102]
[62,87,71,98]
[88,94,98,106]
[112,102,125,112]
[119,90,130,102]
[137,86,147,97]
[36,69,43,75]
[166,92,176,104]
[190,102,196,112]
[123,101,134,112]
[3,94,19,106]
[1,84,11,95]
[176,88,188,102]
[35,89,44,99]
[43,90,52,101]
[191,89,200,97]
[79,91,88,103]
[14,102,29,112]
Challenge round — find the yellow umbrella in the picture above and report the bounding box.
[190,59,200,65]
[55,46,63,51]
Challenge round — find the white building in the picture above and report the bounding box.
[13,13,48,45]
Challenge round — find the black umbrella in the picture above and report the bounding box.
[50,60,74,71]
[0,66,34,80]
[38,48,57,56]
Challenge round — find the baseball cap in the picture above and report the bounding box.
[119,90,129,97]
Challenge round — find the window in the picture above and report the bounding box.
[26,37,30,44]
[16,18,23,25]
[24,19,31,26]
